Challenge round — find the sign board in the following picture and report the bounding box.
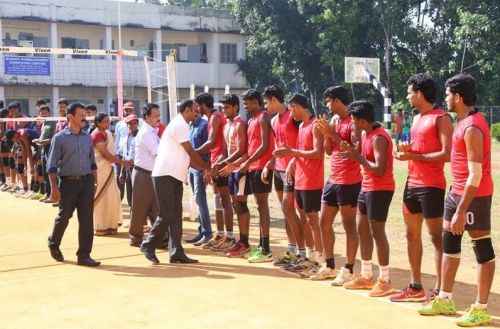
[345,57,380,83]
[0,46,138,57]
[4,56,51,76]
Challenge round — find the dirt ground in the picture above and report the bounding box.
[1,185,499,329]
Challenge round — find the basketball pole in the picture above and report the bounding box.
[362,66,392,133]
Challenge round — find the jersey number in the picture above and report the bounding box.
[466,212,475,225]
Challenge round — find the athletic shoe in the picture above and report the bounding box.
[423,288,440,305]
[9,186,21,194]
[390,285,426,302]
[247,249,273,263]
[15,189,29,197]
[1,184,12,191]
[244,246,262,259]
[309,265,339,281]
[201,235,224,249]
[369,278,395,297]
[343,275,375,290]
[286,258,315,272]
[211,237,236,251]
[273,251,299,267]
[418,297,456,316]
[21,191,35,199]
[39,194,49,202]
[299,262,321,278]
[331,267,354,286]
[30,192,44,200]
[226,242,251,258]
[456,305,492,327]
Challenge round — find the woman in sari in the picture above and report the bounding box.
[91,113,131,236]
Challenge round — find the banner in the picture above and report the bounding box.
[0,46,138,57]
[4,56,51,76]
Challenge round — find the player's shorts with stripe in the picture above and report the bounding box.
[248,169,273,194]
[403,184,445,218]
[357,190,394,222]
[322,181,361,208]
[228,171,252,196]
[295,189,322,213]
[444,191,491,231]
[273,170,294,192]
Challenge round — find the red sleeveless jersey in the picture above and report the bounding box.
[361,126,395,192]
[272,110,299,171]
[224,115,247,156]
[247,110,275,171]
[451,110,493,197]
[329,115,362,185]
[208,110,227,164]
[407,108,448,189]
[295,117,324,190]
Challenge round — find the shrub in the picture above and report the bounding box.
[491,122,500,142]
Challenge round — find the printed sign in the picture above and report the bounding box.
[4,56,51,76]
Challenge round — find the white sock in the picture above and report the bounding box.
[298,248,306,258]
[474,301,487,310]
[379,265,390,281]
[361,260,372,280]
[316,252,325,264]
[227,231,234,238]
[438,290,453,300]
[287,244,298,254]
[217,230,224,237]
[306,247,314,260]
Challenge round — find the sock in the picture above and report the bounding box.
[40,183,45,195]
[30,179,35,191]
[217,230,224,238]
[0,173,5,184]
[240,234,249,246]
[438,290,452,300]
[410,282,423,291]
[345,263,354,274]
[227,231,234,239]
[316,252,325,264]
[361,260,373,280]
[306,247,314,260]
[326,258,335,269]
[262,236,270,253]
[298,248,306,258]
[259,234,263,247]
[287,244,297,254]
[474,301,487,310]
[379,265,390,281]
[33,182,40,193]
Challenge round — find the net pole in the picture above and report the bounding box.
[144,56,152,103]
[166,50,178,123]
[116,52,124,119]
[362,66,392,134]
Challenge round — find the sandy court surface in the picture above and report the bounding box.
[0,192,498,329]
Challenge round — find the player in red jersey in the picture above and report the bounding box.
[217,94,252,257]
[391,73,453,302]
[418,74,495,327]
[238,89,275,263]
[339,100,395,297]
[194,93,235,251]
[315,86,361,283]
[275,94,324,277]
[262,85,312,267]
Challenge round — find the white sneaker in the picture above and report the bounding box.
[331,267,353,286]
[309,264,339,281]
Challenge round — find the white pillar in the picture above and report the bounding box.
[0,86,5,102]
[105,26,112,49]
[52,87,59,116]
[0,19,3,46]
[106,87,114,115]
[209,34,220,90]
[49,22,57,48]
[155,30,162,61]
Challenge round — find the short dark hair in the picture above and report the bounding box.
[219,94,240,107]
[67,102,86,116]
[288,93,309,109]
[0,108,9,118]
[7,101,20,110]
[323,86,350,106]
[94,112,109,125]
[407,73,437,104]
[195,92,214,108]
[263,85,285,103]
[36,98,47,107]
[142,102,159,119]
[348,100,375,122]
[58,98,69,106]
[241,89,262,106]
[179,99,195,114]
[445,74,477,106]
[5,129,17,141]
[85,104,97,113]
[38,105,50,113]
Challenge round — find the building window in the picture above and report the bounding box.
[220,43,237,64]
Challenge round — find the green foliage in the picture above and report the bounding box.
[491,123,500,142]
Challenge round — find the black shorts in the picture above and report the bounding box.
[444,192,491,231]
[16,163,25,174]
[357,190,394,222]
[403,185,445,218]
[322,182,361,208]
[248,169,273,194]
[214,175,229,187]
[273,170,294,193]
[295,189,322,213]
[228,172,252,196]
[0,141,10,153]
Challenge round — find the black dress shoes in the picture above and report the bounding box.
[49,246,64,262]
[185,234,203,244]
[170,255,199,264]
[140,245,160,264]
[77,256,101,267]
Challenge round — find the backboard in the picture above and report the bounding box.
[345,57,380,83]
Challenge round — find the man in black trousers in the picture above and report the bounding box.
[141,100,210,264]
[47,102,100,266]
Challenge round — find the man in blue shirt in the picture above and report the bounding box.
[185,112,213,245]
[47,102,100,267]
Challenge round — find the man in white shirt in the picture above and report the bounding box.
[141,100,211,264]
[114,101,135,200]
[129,104,161,247]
